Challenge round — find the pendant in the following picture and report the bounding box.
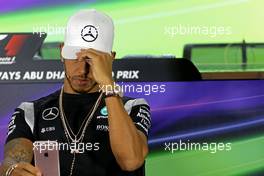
[70,148,79,154]
[73,138,79,143]
[70,138,80,154]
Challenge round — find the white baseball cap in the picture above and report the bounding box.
[61,9,114,59]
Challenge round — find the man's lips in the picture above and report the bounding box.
[73,78,90,85]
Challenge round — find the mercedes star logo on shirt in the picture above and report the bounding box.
[81,25,98,42]
[42,107,59,121]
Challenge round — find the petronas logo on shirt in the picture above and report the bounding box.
[100,106,108,116]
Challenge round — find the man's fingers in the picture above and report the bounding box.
[77,48,110,59]
[77,48,100,56]
[16,163,41,176]
[77,51,98,61]
[86,48,109,55]
[18,162,41,174]
[80,48,108,55]
[86,49,114,60]
[12,168,35,176]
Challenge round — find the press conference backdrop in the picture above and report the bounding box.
[1,0,264,175]
[0,0,264,58]
[0,81,264,175]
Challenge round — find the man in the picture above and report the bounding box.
[0,9,151,176]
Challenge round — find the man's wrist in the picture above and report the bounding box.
[99,81,123,98]
[99,79,115,92]
[104,90,123,98]
[99,78,115,87]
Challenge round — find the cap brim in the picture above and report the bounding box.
[61,45,112,59]
[61,45,82,60]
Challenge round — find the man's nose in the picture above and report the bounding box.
[78,60,90,75]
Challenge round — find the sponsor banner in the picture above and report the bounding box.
[0,33,201,83]
[0,59,201,83]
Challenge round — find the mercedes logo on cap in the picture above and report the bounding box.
[42,107,59,121]
[81,25,98,42]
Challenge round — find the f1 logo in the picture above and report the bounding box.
[4,34,28,56]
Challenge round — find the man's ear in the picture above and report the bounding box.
[111,51,116,60]
[60,43,64,63]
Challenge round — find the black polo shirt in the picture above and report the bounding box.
[6,90,151,176]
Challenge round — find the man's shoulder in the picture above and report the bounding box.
[17,90,60,109]
[31,90,61,108]
[33,89,60,103]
